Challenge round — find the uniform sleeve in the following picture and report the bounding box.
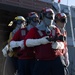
[24,28,36,46]
[64,41,70,67]
[8,32,13,49]
[8,32,12,43]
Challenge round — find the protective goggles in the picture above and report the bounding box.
[31,17,40,22]
[14,20,26,25]
[45,12,53,19]
[59,18,67,23]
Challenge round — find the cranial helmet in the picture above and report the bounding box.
[14,16,26,21]
[14,16,26,25]
[54,13,67,23]
[8,16,26,29]
[40,8,54,20]
[27,12,39,23]
[28,12,38,18]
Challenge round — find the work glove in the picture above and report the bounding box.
[40,36,50,44]
[64,52,70,67]
[2,45,8,57]
[10,40,24,49]
[26,36,50,47]
[52,42,64,49]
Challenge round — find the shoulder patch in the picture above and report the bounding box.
[52,29,55,36]
[37,30,43,36]
[21,30,26,36]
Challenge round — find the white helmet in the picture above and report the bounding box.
[40,8,55,20]
[54,13,67,23]
[15,16,26,21]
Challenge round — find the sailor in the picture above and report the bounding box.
[2,16,26,75]
[9,12,40,75]
[54,12,69,75]
[23,8,67,75]
[10,7,67,75]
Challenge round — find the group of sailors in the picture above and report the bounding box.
[2,7,69,75]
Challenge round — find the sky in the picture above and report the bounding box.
[55,0,75,6]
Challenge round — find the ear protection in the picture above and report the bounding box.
[54,15,58,23]
[26,17,31,24]
[39,10,45,20]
